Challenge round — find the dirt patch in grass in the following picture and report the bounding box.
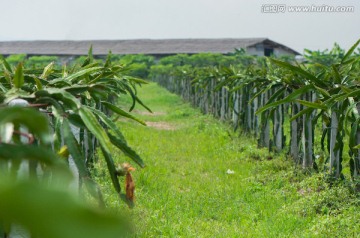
[145,121,177,130]
[134,110,166,116]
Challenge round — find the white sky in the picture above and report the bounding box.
[0,0,359,53]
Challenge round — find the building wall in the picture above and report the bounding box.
[246,47,264,56]
[274,48,296,56]
[247,44,297,57]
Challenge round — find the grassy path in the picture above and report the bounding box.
[97,83,356,237]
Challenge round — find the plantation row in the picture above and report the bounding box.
[4,53,155,79]
[0,49,148,237]
[151,40,360,184]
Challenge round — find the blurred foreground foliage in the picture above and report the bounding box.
[0,48,150,237]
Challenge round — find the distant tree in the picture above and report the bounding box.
[25,56,60,68]
[6,54,26,65]
[117,54,155,78]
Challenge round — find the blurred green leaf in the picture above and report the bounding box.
[0,107,51,144]
[0,179,130,238]
[13,63,24,88]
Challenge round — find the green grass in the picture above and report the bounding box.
[95,83,360,237]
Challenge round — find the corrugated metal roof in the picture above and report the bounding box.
[0,38,300,55]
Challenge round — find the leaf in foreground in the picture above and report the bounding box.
[0,179,131,238]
